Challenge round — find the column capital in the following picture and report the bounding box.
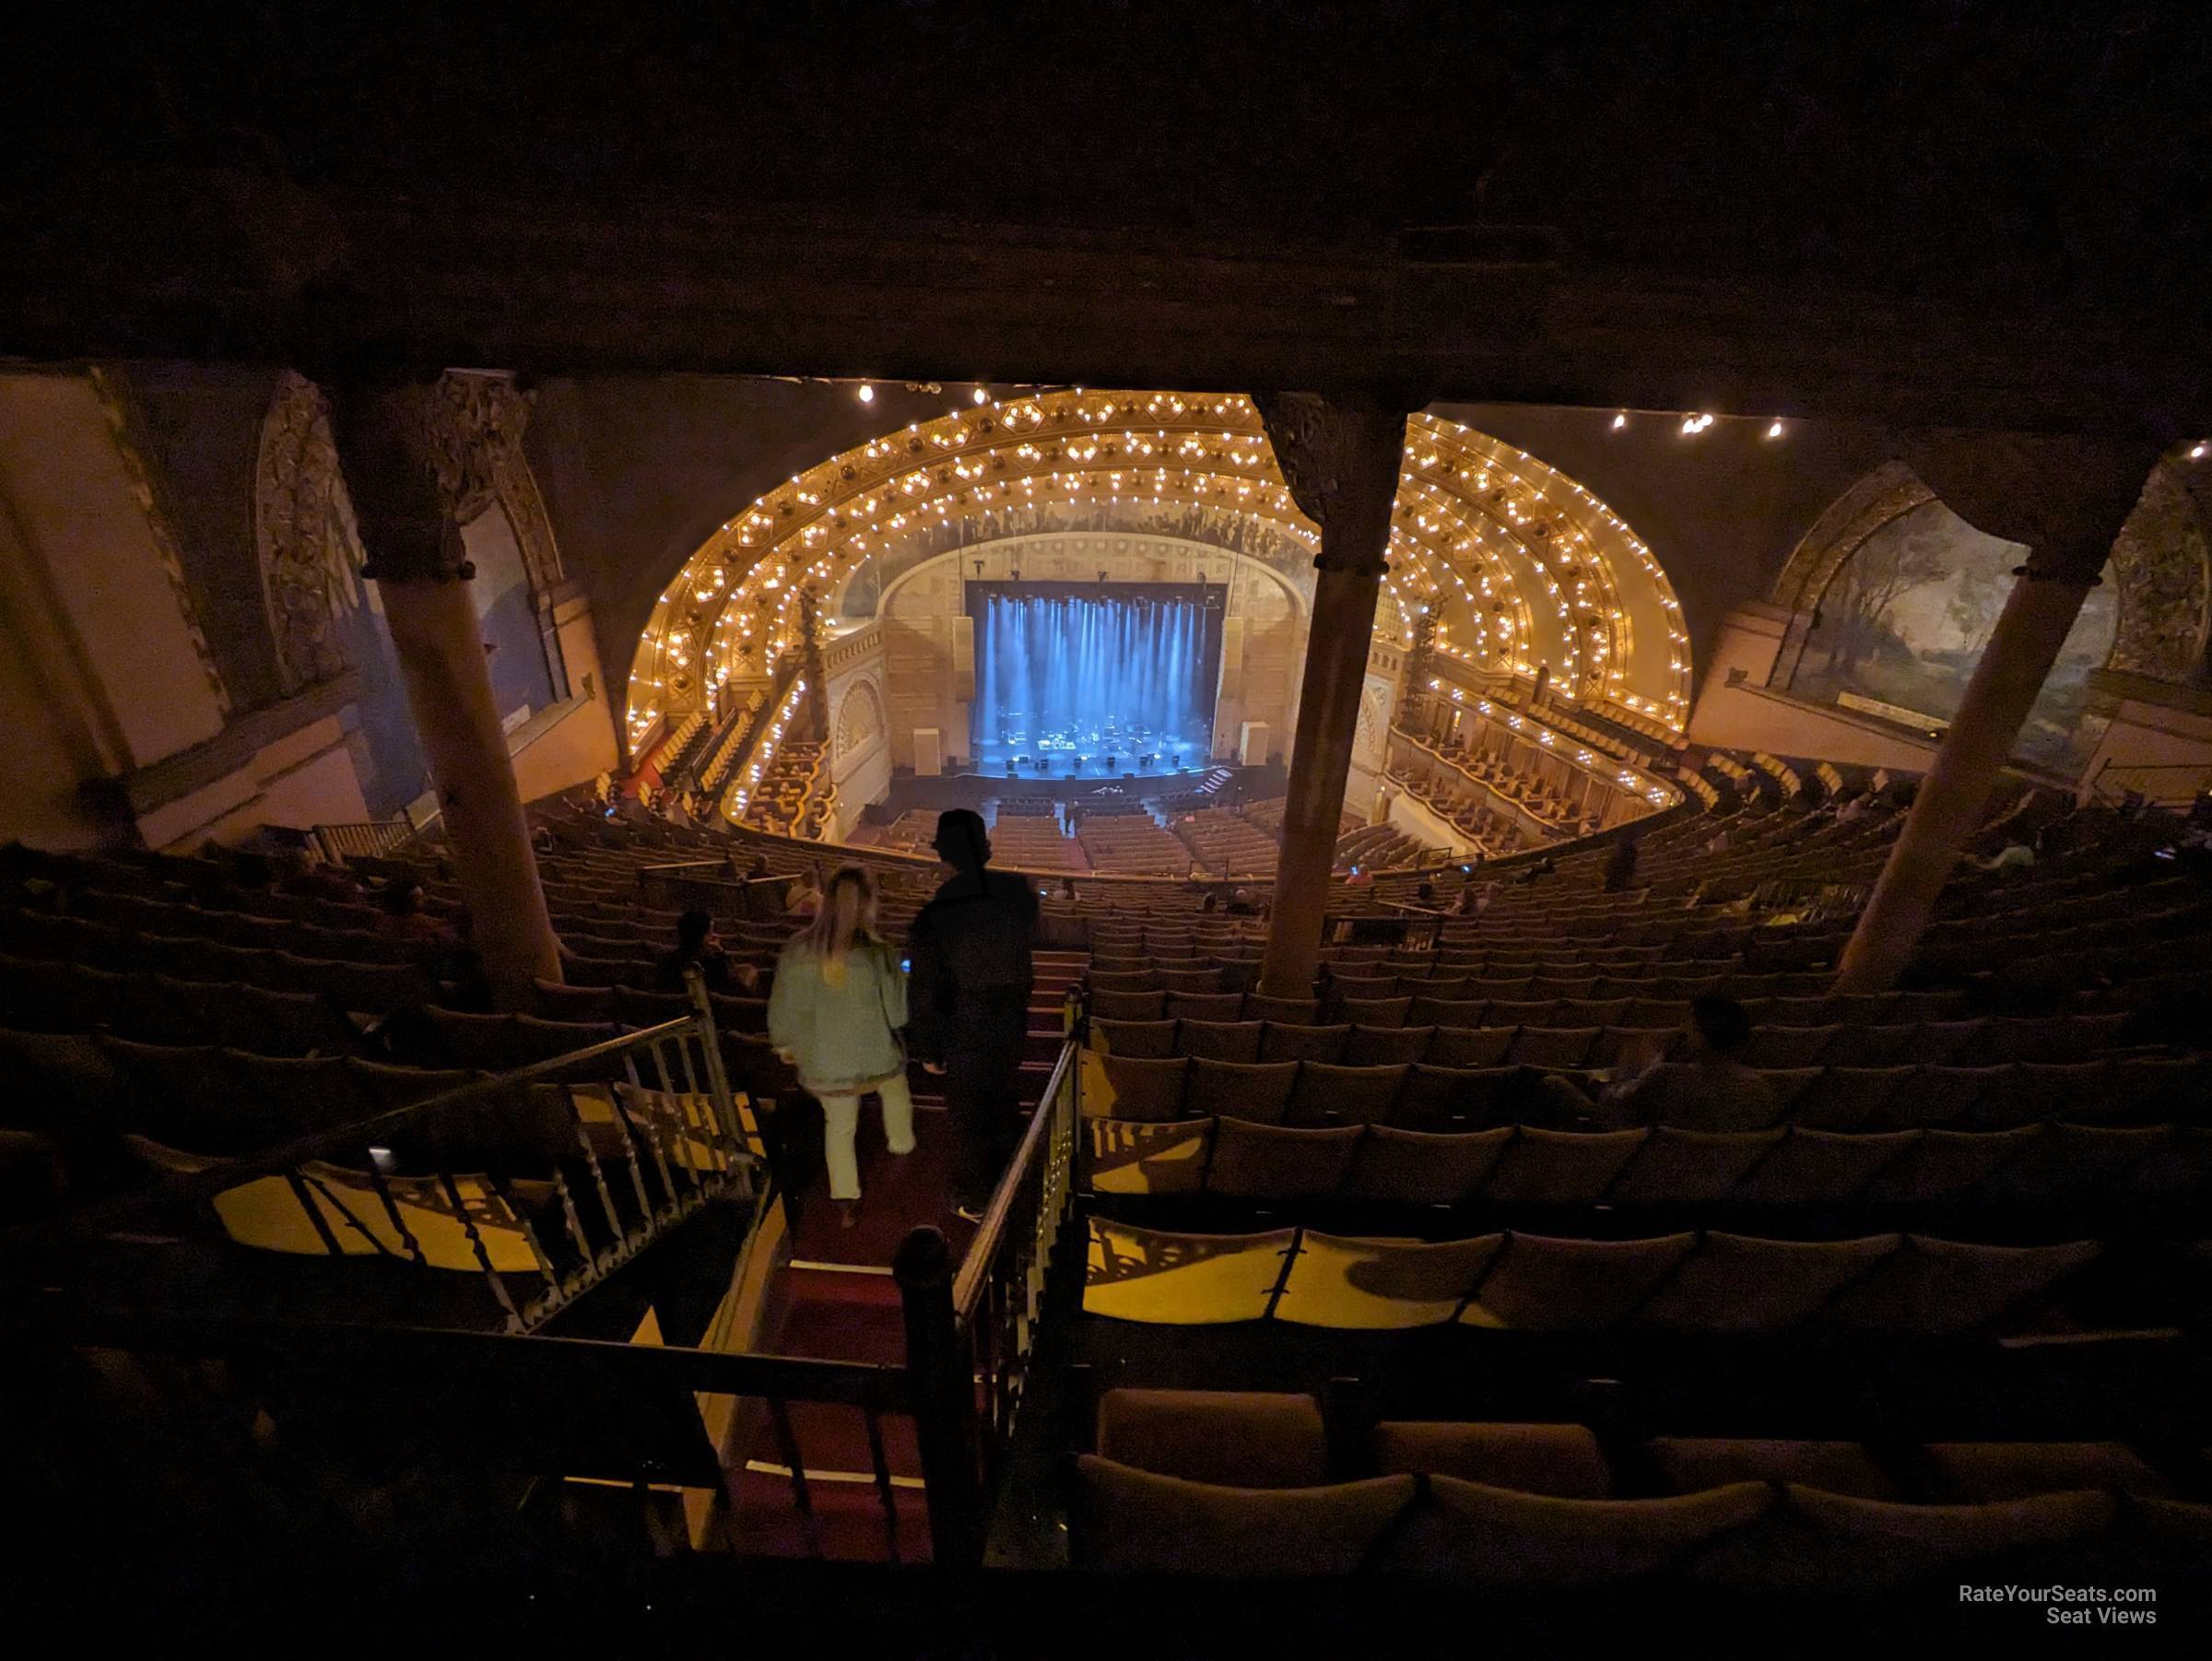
[324,376,472,583]
[1253,391,1414,572]
[1894,429,2164,585]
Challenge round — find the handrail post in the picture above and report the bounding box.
[893,1224,985,1567]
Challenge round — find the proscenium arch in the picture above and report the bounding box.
[624,391,1693,748]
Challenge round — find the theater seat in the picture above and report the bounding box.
[1088,1018,1180,1058]
[1285,1062,1406,1127]
[1481,1128,1647,1206]
[1343,1125,1511,1205]
[1257,1022,1349,1064]
[1095,1388,1326,1488]
[1098,1054,1190,1122]
[1646,1437,1898,1499]
[1372,1421,1612,1497]
[1274,1232,1502,1329]
[1693,1485,2116,1590]
[1341,1025,1434,1066]
[1206,1120,1362,1200]
[1924,1442,2171,1502]
[1185,1058,1298,1125]
[1424,1026,1516,1068]
[1376,1478,1771,1584]
[1176,1019,1264,1063]
[1462,1231,1695,1330]
[1638,1232,1901,1333]
[1070,1456,1417,1576]
[1820,1235,2100,1335]
[1082,1117,1212,1196]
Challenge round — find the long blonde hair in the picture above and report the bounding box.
[800,866,882,968]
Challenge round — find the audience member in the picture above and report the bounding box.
[767,867,912,1230]
[1603,835,1641,892]
[785,868,826,916]
[654,908,751,994]
[377,881,459,951]
[908,809,1037,1221]
[1538,995,1777,1132]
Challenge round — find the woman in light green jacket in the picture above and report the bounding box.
[768,866,913,1227]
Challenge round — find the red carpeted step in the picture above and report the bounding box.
[773,1270,909,1364]
[728,1466,934,1562]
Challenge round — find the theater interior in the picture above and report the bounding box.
[3,3,2209,1644]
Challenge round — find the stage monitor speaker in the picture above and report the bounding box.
[914,727,943,777]
[1239,722,1270,767]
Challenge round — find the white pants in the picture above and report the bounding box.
[818,1073,916,1201]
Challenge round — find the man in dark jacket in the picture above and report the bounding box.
[907,808,1038,1219]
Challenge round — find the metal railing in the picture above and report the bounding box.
[9,972,759,1336]
[892,1036,1083,1568]
[311,818,422,864]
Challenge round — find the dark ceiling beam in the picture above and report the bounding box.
[5,187,2206,439]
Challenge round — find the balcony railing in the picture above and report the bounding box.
[2086,758,2212,809]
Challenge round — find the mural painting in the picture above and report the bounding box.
[1787,500,2115,772]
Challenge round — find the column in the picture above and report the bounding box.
[1833,433,2157,993]
[327,377,564,1008]
[1254,392,1411,997]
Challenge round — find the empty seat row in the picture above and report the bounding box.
[1086,1048,2209,1131]
[1093,1387,2182,1502]
[0,946,431,1023]
[1083,1116,2212,1209]
[1073,1390,2207,1585]
[1083,1218,2111,1335]
[1094,1010,2143,1068]
[1087,984,2000,1033]
[0,1026,481,1152]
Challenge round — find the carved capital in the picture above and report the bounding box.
[324,378,472,583]
[422,371,533,525]
[1253,391,1411,572]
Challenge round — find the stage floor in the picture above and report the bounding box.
[967,736,1212,781]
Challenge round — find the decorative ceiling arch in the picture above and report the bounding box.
[254,370,368,694]
[1773,454,2210,689]
[833,677,886,759]
[625,391,1692,748]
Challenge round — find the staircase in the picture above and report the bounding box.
[724,948,1085,1561]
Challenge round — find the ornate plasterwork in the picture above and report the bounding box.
[254,370,368,694]
[834,678,886,759]
[1769,462,1936,616]
[1251,391,1410,570]
[421,372,565,595]
[2106,462,2211,684]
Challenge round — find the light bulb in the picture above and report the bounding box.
[1765,420,1784,440]
[857,383,875,403]
[1611,413,1627,430]
[971,386,988,405]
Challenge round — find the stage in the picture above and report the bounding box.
[865,760,1288,822]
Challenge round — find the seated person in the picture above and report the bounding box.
[1225,887,1259,916]
[653,907,756,994]
[377,880,461,952]
[784,869,826,916]
[1974,837,2037,875]
[1536,995,1777,1132]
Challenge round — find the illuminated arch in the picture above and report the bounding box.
[626,391,1693,748]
